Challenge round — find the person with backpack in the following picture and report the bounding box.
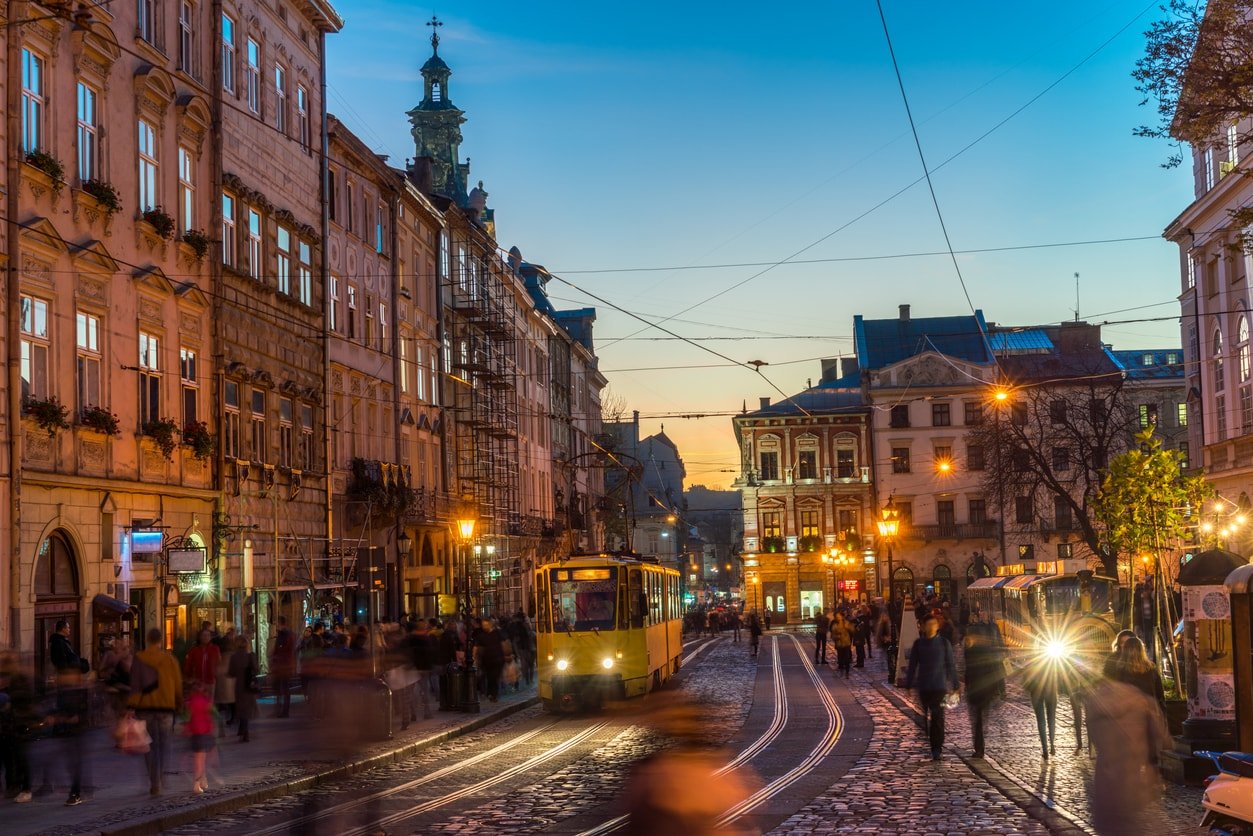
[128,628,183,796]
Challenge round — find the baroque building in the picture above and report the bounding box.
[733,361,874,625]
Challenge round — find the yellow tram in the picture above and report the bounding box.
[966,565,1120,656]
[534,553,684,712]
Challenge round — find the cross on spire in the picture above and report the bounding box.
[426,15,443,53]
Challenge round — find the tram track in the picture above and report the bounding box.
[340,721,613,836]
[715,633,845,826]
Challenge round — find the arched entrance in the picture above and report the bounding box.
[891,566,914,603]
[34,531,81,687]
[932,564,954,603]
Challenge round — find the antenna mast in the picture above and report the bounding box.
[1073,272,1081,322]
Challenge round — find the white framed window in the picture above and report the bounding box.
[430,352,439,407]
[278,397,293,468]
[300,404,315,470]
[221,13,236,93]
[1186,253,1196,289]
[364,295,375,348]
[1218,394,1228,441]
[1206,148,1216,190]
[223,380,240,459]
[328,275,340,332]
[250,389,266,462]
[274,63,287,133]
[378,302,388,353]
[1215,328,1226,392]
[178,147,194,231]
[21,49,45,153]
[180,347,198,426]
[138,332,161,426]
[138,0,160,47]
[298,240,312,305]
[245,39,260,115]
[346,181,354,232]
[20,295,50,400]
[1241,316,1251,382]
[76,82,99,182]
[296,84,310,150]
[439,231,450,281]
[347,284,358,339]
[276,225,292,294]
[179,1,197,76]
[1229,123,1240,165]
[76,312,101,410]
[221,192,236,265]
[399,337,410,394]
[138,119,158,211]
[416,346,425,401]
[247,208,262,279]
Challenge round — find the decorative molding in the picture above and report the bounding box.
[138,296,163,323]
[22,255,53,285]
[76,276,107,303]
[179,312,200,334]
[79,439,107,472]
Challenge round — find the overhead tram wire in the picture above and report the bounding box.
[595,0,1161,352]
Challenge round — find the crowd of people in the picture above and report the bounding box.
[0,608,539,807]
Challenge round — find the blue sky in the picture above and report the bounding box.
[326,1,1192,487]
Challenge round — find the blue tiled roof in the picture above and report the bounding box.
[1106,348,1185,380]
[988,329,1053,354]
[744,384,865,417]
[854,311,991,370]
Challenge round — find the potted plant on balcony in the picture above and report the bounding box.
[22,395,70,437]
[181,229,211,261]
[80,179,122,220]
[141,417,180,460]
[797,535,823,553]
[80,405,121,436]
[141,206,176,240]
[760,536,786,554]
[182,420,215,460]
[24,149,65,195]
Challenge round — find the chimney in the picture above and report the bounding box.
[841,357,860,379]
[899,304,911,323]
[820,358,840,382]
[759,397,770,411]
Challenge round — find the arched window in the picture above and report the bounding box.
[1240,316,1251,382]
[35,531,79,598]
[1214,327,1226,392]
[891,566,914,602]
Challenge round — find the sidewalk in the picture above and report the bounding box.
[8,683,538,836]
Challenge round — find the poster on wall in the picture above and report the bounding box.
[1190,673,1237,719]
[1183,585,1230,622]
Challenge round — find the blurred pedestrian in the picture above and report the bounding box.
[1101,629,1137,679]
[98,636,132,720]
[904,612,958,760]
[476,618,506,703]
[1086,676,1170,835]
[1110,636,1165,709]
[128,628,183,796]
[748,611,762,658]
[183,630,220,702]
[183,682,216,794]
[269,617,295,718]
[730,610,742,644]
[0,652,36,803]
[814,610,830,665]
[1023,652,1059,758]
[830,613,853,679]
[963,622,1006,758]
[853,609,870,668]
[227,636,258,743]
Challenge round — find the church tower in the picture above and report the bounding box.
[407,16,470,201]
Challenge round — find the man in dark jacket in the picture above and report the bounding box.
[904,612,959,760]
[49,621,85,675]
[814,610,830,665]
[475,619,506,703]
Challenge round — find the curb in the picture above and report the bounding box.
[100,696,539,836]
[866,677,1088,836]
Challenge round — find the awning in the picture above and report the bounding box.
[1003,575,1044,590]
[92,593,135,619]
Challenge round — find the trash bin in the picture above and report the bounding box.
[460,663,480,714]
[446,664,464,711]
[362,677,393,741]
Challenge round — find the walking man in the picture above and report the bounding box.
[904,612,958,760]
[814,609,830,665]
[269,616,295,718]
[128,628,183,796]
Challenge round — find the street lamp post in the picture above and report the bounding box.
[876,498,901,684]
[454,515,479,713]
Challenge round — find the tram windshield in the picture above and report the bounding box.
[1039,577,1114,616]
[550,567,618,631]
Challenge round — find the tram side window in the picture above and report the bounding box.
[618,574,629,630]
[629,569,644,628]
[650,572,661,624]
[536,571,549,633]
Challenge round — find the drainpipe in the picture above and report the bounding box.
[209,0,228,625]
[7,0,26,649]
[318,30,337,605]
[388,179,401,618]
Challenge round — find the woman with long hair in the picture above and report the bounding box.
[1113,635,1165,708]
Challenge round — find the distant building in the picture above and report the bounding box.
[732,362,874,624]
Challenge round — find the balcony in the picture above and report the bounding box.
[906,521,999,541]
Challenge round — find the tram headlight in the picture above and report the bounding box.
[556,659,569,671]
[615,650,623,660]
[1044,639,1070,660]
[602,657,614,670]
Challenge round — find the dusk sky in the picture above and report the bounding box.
[326,1,1191,489]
